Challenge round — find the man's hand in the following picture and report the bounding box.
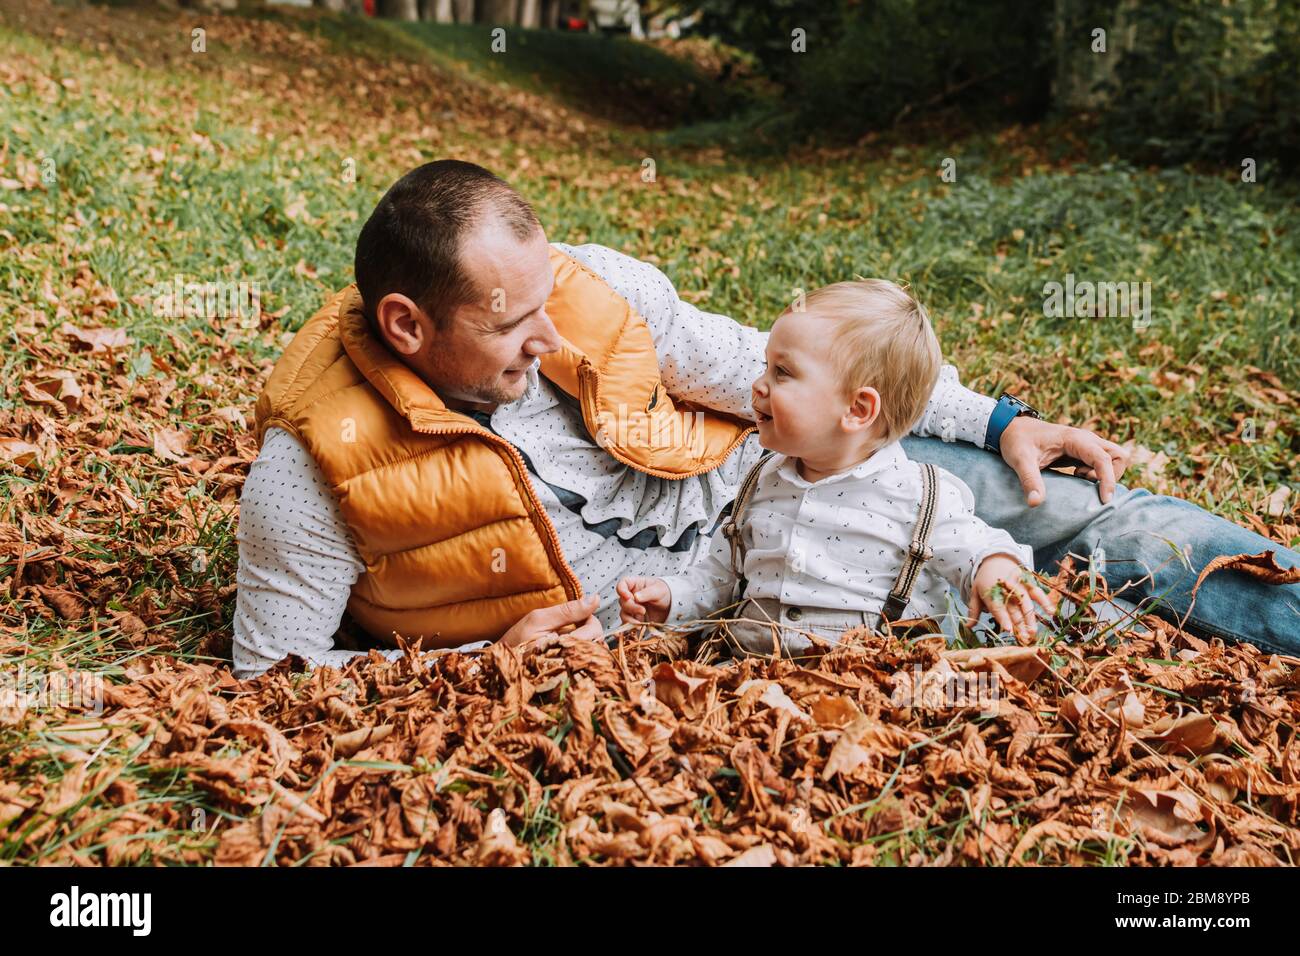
[999,416,1130,507]
[617,576,672,624]
[500,594,603,652]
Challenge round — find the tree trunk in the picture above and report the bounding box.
[1053,0,1139,110]
[453,0,476,23]
[519,0,540,29]
[379,0,420,21]
[478,0,518,26]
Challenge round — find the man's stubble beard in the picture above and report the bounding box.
[424,355,527,411]
[467,376,527,408]
[414,319,535,409]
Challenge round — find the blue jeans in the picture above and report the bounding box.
[901,436,1300,656]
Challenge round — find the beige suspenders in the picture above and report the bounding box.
[721,454,939,628]
[880,462,938,624]
[721,451,774,601]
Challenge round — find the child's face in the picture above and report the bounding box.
[751,309,877,461]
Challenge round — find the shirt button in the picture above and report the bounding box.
[786,606,802,622]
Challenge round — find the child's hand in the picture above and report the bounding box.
[617,576,672,624]
[968,555,1056,645]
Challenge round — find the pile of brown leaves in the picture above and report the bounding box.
[4,604,1296,866]
[0,306,261,660]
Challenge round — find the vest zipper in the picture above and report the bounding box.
[407,419,583,601]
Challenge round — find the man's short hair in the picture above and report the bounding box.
[354,159,541,336]
[800,279,942,445]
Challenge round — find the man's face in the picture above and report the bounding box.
[751,309,855,459]
[415,218,561,411]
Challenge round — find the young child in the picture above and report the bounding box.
[616,279,1054,658]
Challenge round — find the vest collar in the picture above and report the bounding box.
[336,284,471,430]
[334,260,591,433]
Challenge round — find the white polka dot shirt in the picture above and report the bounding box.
[232,242,997,677]
[659,441,1032,628]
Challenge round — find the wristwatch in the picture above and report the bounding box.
[985,392,1090,470]
[984,392,1040,456]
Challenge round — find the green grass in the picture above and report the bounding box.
[398,21,743,126]
[0,3,1296,865]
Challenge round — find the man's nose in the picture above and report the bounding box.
[525,310,563,356]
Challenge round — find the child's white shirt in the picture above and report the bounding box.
[659,441,1032,626]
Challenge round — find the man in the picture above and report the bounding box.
[232,160,1300,678]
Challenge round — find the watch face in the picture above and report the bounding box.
[1004,393,1040,418]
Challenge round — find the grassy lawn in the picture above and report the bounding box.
[0,0,1296,866]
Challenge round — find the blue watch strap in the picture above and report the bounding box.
[984,395,1022,455]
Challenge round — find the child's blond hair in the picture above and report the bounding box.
[796,279,941,444]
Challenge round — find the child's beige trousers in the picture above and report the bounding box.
[719,596,877,661]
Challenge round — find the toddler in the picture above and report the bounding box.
[616,279,1054,658]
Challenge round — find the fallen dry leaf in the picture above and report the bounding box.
[0,437,42,468]
[736,678,809,721]
[1188,550,1300,605]
[1124,788,1213,849]
[723,843,777,866]
[58,322,131,352]
[33,585,88,620]
[1264,486,1292,518]
[20,379,68,415]
[209,406,248,429]
[334,724,395,758]
[31,369,83,409]
[1141,712,1223,755]
[152,426,190,462]
[944,646,1049,685]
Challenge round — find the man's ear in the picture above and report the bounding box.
[842,386,882,434]
[374,293,431,357]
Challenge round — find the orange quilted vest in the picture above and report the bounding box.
[254,247,755,649]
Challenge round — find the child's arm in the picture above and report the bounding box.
[925,469,1054,641]
[621,524,740,626]
[925,469,1031,594]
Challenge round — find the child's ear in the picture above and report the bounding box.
[842,386,882,433]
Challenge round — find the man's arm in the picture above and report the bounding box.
[553,241,766,420]
[552,242,995,444]
[910,366,996,447]
[232,426,403,678]
[234,428,500,677]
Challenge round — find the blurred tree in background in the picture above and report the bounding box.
[1098,0,1300,168]
[682,0,1299,168]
